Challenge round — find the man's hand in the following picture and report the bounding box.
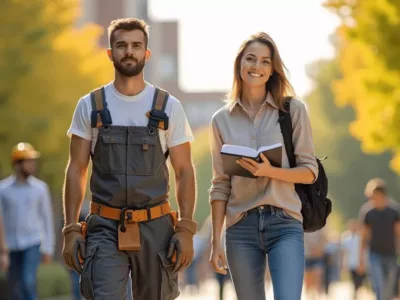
[62,223,86,273]
[0,252,9,272]
[42,254,52,265]
[167,218,197,272]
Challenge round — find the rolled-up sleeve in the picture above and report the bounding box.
[291,100,318,182]
[208,117,231,203]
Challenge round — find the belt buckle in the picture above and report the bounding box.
[96,204,102,215]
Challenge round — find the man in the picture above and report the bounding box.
[62,18,197,300]
[358,178,400,300]
[0,143,54,300]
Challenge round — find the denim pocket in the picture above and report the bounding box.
[275,208,297,221]
[80,245,98,300]
[158,251,180,300]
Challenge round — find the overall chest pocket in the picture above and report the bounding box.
[94,135,127,174]
[127,134,161,176]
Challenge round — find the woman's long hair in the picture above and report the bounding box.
[226,32,295,110]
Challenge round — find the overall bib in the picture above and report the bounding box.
[80,86,179,300]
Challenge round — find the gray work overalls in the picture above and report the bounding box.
[80,86,179,300]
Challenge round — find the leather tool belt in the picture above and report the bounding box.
[90,201,177,251]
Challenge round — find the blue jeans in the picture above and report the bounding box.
[226,205,304,300]
[8,244,41,300]
[369,252,397,300]
[69,269,82,300]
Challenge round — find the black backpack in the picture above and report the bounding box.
[278,100,332,232]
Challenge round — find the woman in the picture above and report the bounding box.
[208,32,318,300]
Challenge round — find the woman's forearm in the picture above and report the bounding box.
[268,166,315,184]
[211,200,227,245]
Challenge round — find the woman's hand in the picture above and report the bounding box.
[209,242,228,275]
[237,153,273,177]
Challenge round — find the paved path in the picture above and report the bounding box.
[42,280,375,300]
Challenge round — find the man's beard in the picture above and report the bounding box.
[113,56,146,77]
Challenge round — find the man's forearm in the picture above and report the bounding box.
[63,164,88,225]
[175,165,196,220]
[359,236,368,265]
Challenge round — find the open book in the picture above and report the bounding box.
[221,143,282,178]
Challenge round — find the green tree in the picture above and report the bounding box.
[0,0,113,197]
[306,58,400,219]
[324,0,400,172]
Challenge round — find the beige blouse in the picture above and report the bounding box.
[209,93,318,229]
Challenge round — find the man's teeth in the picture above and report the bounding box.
[249,72,262,77]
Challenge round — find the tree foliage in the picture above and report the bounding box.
[0,0,113,196]
[306,58,400,219]
[324,0,400,172]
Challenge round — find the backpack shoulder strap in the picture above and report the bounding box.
[146,87,170,131]
[90,86,112,128]
[278,98,297,168]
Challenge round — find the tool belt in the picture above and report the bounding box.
[90,201,177,251]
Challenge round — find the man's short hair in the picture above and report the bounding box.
[107,18,150,48]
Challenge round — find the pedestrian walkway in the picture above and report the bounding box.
[178,279,374,300]
[42,280,375,300]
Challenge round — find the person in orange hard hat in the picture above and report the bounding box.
[0,143,54,300]
[10,143,41,162]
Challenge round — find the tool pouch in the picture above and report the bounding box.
[118,222,141,251]
[80,221,88,239]
[170,211,178,227]
[78,221,88,265]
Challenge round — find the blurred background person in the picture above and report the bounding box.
[340,219,367,300]
[304,229,327,299]
[322,229,341,296]
[0,213,9,272]
[358,178,400,300]
[0,143,54,300]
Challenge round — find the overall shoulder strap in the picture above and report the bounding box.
[146,87,170,131]
[278,98,296,168]
[90,86,112,128]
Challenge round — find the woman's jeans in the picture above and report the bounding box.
[226,205,304,300]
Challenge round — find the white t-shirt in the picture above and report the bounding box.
[341,232,361,270]
[67,82,195,153]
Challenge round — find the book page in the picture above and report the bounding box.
[257,143,283,154]
[221,144,258,158]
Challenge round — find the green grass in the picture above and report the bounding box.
[37,263,70,298]
[0,263,71,298]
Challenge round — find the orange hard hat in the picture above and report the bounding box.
[11,142,40,162]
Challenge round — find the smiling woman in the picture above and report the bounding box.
[208,32,318,300]
[227,32,294,111]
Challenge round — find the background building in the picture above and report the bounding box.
[77,0,224,128]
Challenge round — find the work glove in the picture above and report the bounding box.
[167,218,197,272]
[62,223,86,274]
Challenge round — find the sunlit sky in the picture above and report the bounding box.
[149,0,340,98]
